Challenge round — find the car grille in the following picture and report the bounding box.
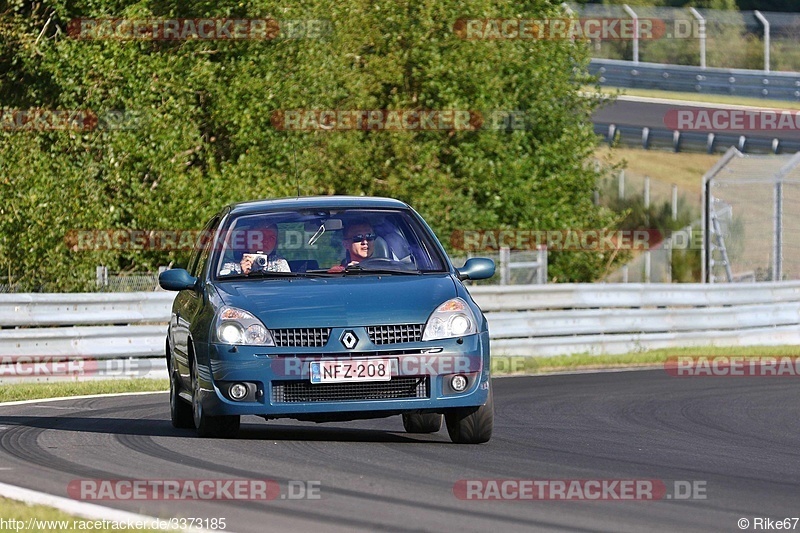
[272,328,331,348]
[272,377,429,403]
[366,324,425,345]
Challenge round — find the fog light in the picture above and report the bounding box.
[229,383,248,401]
[450,374,468,392]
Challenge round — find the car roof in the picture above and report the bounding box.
[227,195,411,215]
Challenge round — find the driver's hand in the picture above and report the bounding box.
[327,265,345,273]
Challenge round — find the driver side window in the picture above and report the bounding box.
[190,216,220,278]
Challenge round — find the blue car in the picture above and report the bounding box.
[159,196,495,443]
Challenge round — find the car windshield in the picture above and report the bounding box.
[213,208,448,279]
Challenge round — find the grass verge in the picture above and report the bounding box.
[0,497,161,532]
[492,345,800,376]
[587,85,800,110]
[0,379,168,403]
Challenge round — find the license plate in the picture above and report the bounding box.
[310,359,392,383]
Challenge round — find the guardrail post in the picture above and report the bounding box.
[623,5,639,64]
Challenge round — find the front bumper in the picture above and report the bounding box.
[192,331,491,418]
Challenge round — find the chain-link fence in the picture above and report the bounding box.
[568,3,800,72]
[0,268,162,293]
[450,249,547,285]
[703,148,800,283]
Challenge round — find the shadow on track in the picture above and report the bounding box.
[0,415,451,443]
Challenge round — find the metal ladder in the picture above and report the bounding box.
[709,206,733,283]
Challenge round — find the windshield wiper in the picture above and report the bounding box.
[342,265,420,275]
[246,270,301,278]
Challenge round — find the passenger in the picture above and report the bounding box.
[220,223,290,275]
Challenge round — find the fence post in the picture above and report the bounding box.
[689,7,706,69]
[618,170,625,200]
[623,4,639,64]
[499,247,510,285]
[96,266,108,288]
[537,245,548,284]
[671,184,678,221]
[754,11,770,73]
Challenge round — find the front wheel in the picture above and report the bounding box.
[191,356,240,438]
[402,413,443,433]
[168,339,193,429]
[170,372,194,429]
[445,388,493,444]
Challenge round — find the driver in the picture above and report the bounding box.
[328,220,375,272]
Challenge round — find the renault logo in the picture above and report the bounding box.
[340,330,359,349]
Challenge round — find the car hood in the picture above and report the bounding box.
[212,274,458,328]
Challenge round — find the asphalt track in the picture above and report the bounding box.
[592,97,800,143]
[0,371,798,532]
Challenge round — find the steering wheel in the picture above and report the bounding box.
[357,257,417,271]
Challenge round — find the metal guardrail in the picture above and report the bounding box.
[594,122,800,155]
[1,283,798,365]
[0,292,174,327]
[470,281,800,356]
[590,58,800,101]
[468,281,800,310]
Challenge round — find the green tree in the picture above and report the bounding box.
[0,0,621,289]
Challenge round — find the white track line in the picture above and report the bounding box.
[0,481,221,532]
[0,390,166,408]
[615,93,793,111]
[586,90,798,111]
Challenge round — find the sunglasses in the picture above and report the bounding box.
[349,233,376,243]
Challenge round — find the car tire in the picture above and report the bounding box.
[168,340,193,429]
[445,387,493,444]
[191,356,240,438]
[170,372,194,429]
[402,413,443,433]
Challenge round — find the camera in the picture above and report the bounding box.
[243,253,271,272]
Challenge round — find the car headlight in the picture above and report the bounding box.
[422,298,478,341]
[215,306,275,346]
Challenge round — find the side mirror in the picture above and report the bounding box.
[457,258,495,281]
[159,268,198,291]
